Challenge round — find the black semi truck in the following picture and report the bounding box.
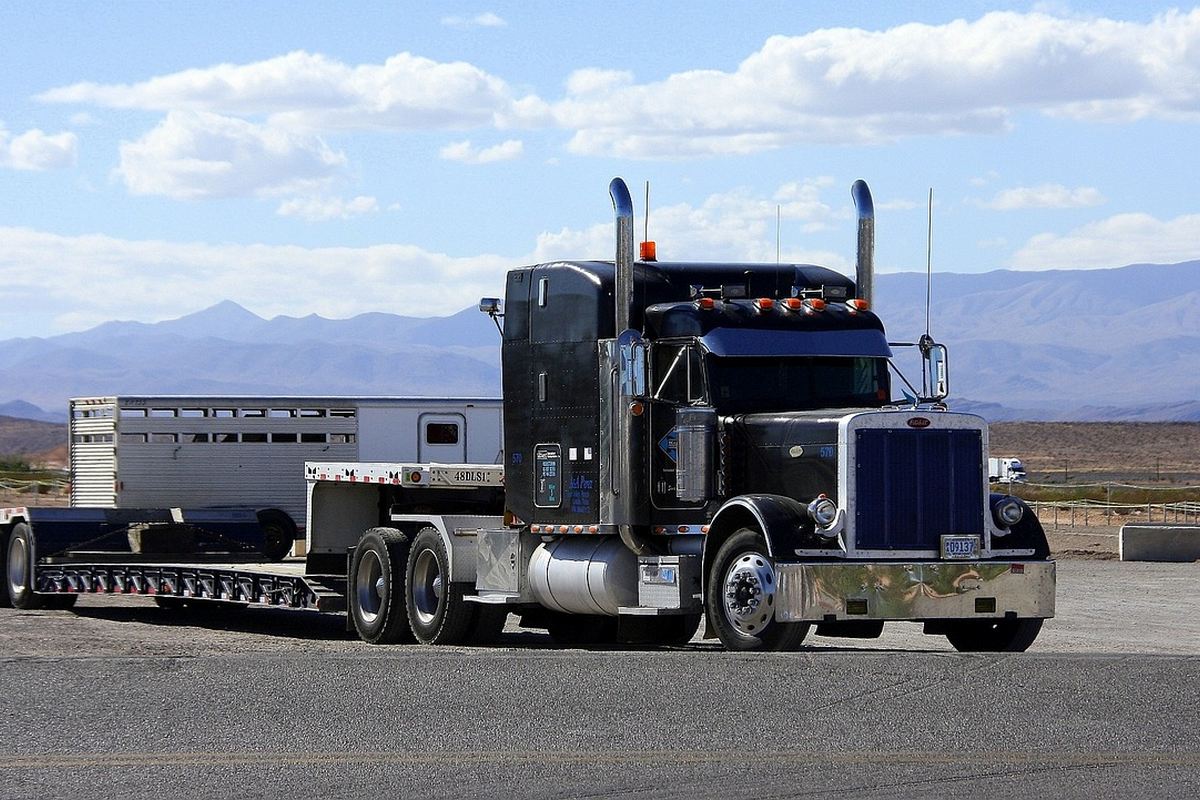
[2,177,1055,652]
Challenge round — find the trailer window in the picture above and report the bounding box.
[272,433,298,443]
[76,406,115,418]
[215,433,238,443]
[300,433,326,443]
[241,409,266,418]
[150,408,177,418]
[119,408,147,418]
[120,433,148,443]
[242,432,268,443]
[269,408,296,418]
[426,423,460,445]
[150,433,178,443]
[186,433,210,443]
[329,433,356,444]
[213,408,235,418]
[73,434,115,443]
[180,408,206,418]
[330,408,357,418]
[299,408,326,418]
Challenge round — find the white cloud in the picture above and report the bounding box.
[441,12,506,29]
[40,50,545,131]
[983,183,1106,210]
[116,110,346,199]
[1011,212,1200,269]
[0,124,77,170]
[276,195,378,221]
[552,9,1200,157]
[0,225,513,333]
[439,139,524,164]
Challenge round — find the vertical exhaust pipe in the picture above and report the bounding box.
[607,177,654,556]
[851,179,874,306]
[610,178,635,334]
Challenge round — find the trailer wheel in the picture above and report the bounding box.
[945,618,1044,653]
[706,529,809,652]
[350,527,414,644]
[0,527,10,608]
[257,509,297,562]
[5,523,77,611]
[405,527,476,645]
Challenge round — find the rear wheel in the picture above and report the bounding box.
[405,527,476,645]
[349,527,413,644]
[706,529,809,652]
[945,618,1044,652]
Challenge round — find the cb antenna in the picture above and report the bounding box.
[925,187,934,341]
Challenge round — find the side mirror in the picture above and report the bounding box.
[923,339,949,402]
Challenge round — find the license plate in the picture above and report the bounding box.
[941,535,980,560]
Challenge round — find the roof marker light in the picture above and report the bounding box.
[754,297,775,311]
[783,298,804,311]
[805,298,827,312]
[696,297,716,311]
[847,298,870,313]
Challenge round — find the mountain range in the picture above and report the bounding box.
[1,260,1197,422]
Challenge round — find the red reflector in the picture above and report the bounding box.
[409,471,423,482]
[629,401,645,417]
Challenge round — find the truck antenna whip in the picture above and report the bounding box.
[925,187,934,341]
[776,204,781,264]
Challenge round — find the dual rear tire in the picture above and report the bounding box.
[349,526,506,646]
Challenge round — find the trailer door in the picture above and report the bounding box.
[419,413,467,462]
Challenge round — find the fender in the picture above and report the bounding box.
[702,494,812,579]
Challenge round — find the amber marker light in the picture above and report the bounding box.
[629,401,645,416]
[696,297,716,310]
[847,298,870,312]
[783,298,804,311]
[754,297,775,311]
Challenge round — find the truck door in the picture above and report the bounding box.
[649,341,709,510]
[419,413,467,463]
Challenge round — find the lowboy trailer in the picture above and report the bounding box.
[2,177,1055,652]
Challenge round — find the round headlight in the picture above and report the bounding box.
[994,498,1024,529]
[807,495,838,529]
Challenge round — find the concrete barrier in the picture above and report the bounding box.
[1119,524,1200,562]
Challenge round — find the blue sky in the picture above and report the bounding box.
[1,1,1198,338]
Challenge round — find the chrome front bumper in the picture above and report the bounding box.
[775,560,1056,623]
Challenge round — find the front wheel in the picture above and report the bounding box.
[945,618,1044,652]
[705,529,809,652]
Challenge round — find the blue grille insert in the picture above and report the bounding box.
[854,428,984,550]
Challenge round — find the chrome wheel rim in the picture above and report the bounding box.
[355,549,384,626]
[722,551,776,636]
[411,548,443,627]
[8,534,27,597]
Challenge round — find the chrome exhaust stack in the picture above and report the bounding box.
[607,177,654,555]
[610,178,635,335]
[851,179,874,306]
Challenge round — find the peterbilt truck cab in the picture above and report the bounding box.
[485,177,1054,651]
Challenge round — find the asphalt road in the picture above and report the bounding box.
[2,558,1198,799]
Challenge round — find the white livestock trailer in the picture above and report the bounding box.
[68,395,503,552]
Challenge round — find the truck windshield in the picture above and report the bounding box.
[706,355,889,414]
